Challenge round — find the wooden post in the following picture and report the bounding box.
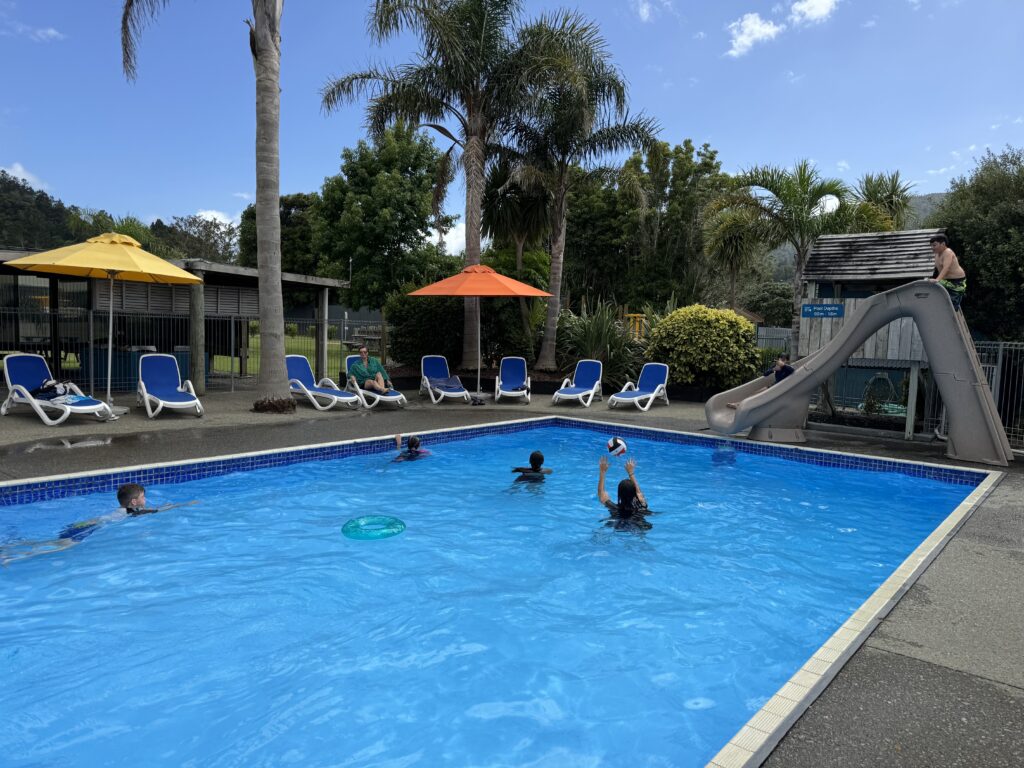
[904,361,920,440]
[315,287,328,380]
[189,270,206,396]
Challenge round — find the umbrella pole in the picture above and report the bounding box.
[106,275,114,405]
[477,297,482,395]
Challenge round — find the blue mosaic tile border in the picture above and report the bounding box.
[0,416,987,507]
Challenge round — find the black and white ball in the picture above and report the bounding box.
[607,437,627,456]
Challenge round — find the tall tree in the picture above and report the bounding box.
[509,44,656,369]
[122,0,291,411]
[151,215,239,263]
[704,208,762,310]
[717,160,848,354]
[853,171,914,230]
[315,124,454,312]
[321,0,599,368]
[482,159,550,345]
[928,147,1024,339]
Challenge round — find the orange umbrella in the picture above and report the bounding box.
[409,265,550,394]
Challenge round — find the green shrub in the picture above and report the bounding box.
[757,346,786,372]
[557,300,644,390]
[284,323,298,337]
[645,305,758,389]
[327,325,338,340]
[384,287,463,367]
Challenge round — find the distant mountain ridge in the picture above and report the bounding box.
[908,192,947,228]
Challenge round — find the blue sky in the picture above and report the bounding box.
[2,0,1022,251]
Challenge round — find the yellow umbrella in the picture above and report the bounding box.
[6,233,202,407]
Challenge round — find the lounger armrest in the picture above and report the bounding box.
[559,377,571,389]
[525,376,531,391]
[67,382,87,397]
[319,377,339,389]
[9,383,34,400]
[620,381,636,392]
[180,379,198,397]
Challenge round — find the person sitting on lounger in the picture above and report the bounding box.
[597,456,651,532]
[512,451,553,482]
[727,354,795,409]
[349,346,393,395]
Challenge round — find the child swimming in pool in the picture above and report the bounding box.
[394,434,430,462]
[1,484,192,564]
[597,456,651,532]
[512,451,553,482]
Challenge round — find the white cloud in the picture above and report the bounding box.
[434,221,466,256]
[634,0,653,22]
[862,16,878,28]
[662,80,674,89]
[908,0,922,9]
[197,209,241,226]
[812,195,840,216]
[232,192,253,201]
[1014,116,1024,125]
[1,161,46,189]
[927,165,956,175]
[688,76,700,87]
[950,149,961,159]
[693,30,706,40]
[836,160,850,172]
[726,13,785,58]
[990,123,1001,130]
[968,144,977,151]
[789,0,840,25]
[786,70,805,84]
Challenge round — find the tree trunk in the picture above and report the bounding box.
[514,234,533,352]
[460,125,485,369]
[535,188,567,371]
[789,247,806,358]
[729,270,737,310]
[249,1,292,411]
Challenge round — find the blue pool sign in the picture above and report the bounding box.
[802,303,845,318]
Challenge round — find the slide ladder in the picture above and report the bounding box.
[705,280,1013,466]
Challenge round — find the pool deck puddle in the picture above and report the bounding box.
[0,414,1005,767]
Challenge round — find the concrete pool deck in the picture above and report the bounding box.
[1,389,1022,767]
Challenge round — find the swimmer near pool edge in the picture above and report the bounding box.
[342,515,406,541]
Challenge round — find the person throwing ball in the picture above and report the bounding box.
[597,455,651,531]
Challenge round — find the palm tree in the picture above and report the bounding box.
[322,0,593,369]
[704,208,762,310]
[509,57,657,370]
[121,0,291,411]
[722,160,848,354]
[853,171,915,230]
[482,159,550,346]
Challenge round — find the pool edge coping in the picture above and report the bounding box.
[0,414,1004,767]
[705,466,1004,768]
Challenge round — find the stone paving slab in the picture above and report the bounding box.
[763,646,1024,768]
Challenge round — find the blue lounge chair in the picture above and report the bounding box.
[345,354,407,409]
[138,353,204,418]
[286,355,360,411]
[420,355,470,404]
[608,363,670,412]
[494,356,530,403]
[1,353,114,426]
[551,359,603,407]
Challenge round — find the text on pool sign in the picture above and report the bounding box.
[801,303,845,318]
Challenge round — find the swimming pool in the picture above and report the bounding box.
[0,419,995,767]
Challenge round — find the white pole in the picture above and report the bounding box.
[476,296,482,394]
[106,274,115,405]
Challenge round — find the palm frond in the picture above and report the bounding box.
[121,0,170,80]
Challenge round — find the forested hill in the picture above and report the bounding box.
[908,192,947,228]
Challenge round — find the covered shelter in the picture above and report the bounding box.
[0,251,347,393]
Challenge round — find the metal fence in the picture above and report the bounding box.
[0,308,393,396]
[923,340,1024,450]
[756,326,792,353]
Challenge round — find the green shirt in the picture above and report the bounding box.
[350,356,389,384]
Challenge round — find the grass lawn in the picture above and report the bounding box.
[212,334,354,377]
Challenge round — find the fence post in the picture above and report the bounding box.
[905,361,920,440]
[316,287,328,380]
[190,271,206,396]
[991,342,1004,416]
[88,309,95,396]
[230,316,236,393]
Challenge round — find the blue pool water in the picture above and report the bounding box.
[0,426,974,767]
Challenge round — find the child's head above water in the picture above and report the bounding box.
[117,482,145,509]
[407,435,421,452]
[529,450,544,471]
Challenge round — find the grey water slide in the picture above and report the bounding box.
[705,280,1013,466]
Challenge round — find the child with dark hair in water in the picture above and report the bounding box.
[597,456,651,532]
[394,434,430,462]
[512,450,553,482]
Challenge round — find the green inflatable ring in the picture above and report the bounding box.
[342,515,406,540]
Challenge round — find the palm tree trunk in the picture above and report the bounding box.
[250,1,291,409]
[461,127,485,369]
[730,270,737,310]
[536,188,567,371]
[514,235,532,349]
[789,247,806,358]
